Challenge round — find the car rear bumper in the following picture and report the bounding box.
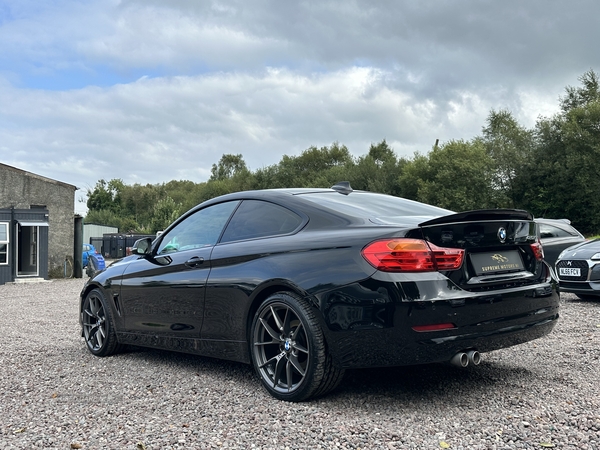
[318,278,560,369]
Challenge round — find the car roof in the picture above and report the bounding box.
[185,186,452,228]
[535,218,572,225]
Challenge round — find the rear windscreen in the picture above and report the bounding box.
[299,192,453,221]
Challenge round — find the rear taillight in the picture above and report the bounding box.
[530,242,544,261]
[361,238,464,272]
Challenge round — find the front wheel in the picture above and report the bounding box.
[82,288,121,357]
[250,292,344,401]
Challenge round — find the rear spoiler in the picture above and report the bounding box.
[419,209,533,227]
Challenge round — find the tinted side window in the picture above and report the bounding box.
[220,200,303,243]
[539,224,573,238]
[157,201,239,254]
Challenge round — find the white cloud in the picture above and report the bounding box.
[2,63,544,195]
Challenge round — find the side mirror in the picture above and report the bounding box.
[132,237,153,255]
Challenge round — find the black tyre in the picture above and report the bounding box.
[250,292,344,401]
[576,293,600,301]
[82,288,121,357]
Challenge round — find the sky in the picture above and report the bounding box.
[1,0,599,215]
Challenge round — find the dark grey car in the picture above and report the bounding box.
[556,239,600,300]
[535,218,586,267]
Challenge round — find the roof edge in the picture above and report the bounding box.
[0,163,78,191]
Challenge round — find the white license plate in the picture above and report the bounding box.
[559,267,581,277]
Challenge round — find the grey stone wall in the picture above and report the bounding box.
[0,164,77,276]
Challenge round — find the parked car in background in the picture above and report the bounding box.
[80,184,559,401]
[535,218,586,267]
[556,239,600,300]
[82,243,98,268]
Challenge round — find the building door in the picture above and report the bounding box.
[16,224,40,277]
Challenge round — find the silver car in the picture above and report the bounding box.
[556,239,600,300]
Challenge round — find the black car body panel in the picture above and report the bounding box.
[555,239,600,298]
[80,187,559,398]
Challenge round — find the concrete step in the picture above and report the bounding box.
[12,277,51,283]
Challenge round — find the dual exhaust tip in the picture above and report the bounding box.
[450,350,481,368]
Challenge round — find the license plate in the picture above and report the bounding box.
[470,250,525,276]
[559,267,581,277]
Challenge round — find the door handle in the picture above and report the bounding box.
[185,256,205,268]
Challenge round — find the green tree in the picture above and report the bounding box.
[530,70,600,234]
[267,142,354,188]
[481,110,535,208]
[150,196,183,233]
[399,140,495,211]
[86,179,124,212]
[349,140,404,195]
[210,154,249,181]
[560,70,600,112]
[119,183,163,227]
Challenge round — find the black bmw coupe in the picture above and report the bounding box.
[80,183,559,401]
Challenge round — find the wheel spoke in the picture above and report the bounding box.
[292,342,308,355]
[259,317,281,341]
[258,351,284,370]
[84,308,97,319]
[290,320,303,340]
[254,338,279,347]
[89,297,99,315]
[285,359,293,389]
[273,353,287,388]
[96,332,103,348]
[98,324,106,340]
[287,353,306,376]
[282,308,293,335]
[86,323,100,340]
[270,305,284,332]
[85,322,98,333]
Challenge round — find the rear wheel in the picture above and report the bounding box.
[82,289,121,356]
[250,292,344,401]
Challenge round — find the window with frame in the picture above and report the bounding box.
[0,223,8,265]
[539,224,576,239]
[156,201,239,254]
[220,200,303,243]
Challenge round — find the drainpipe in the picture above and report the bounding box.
[73,215,83,278]
[10,206,15,282]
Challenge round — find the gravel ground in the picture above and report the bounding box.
[0,279,599,450]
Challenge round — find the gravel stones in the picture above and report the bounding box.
[0,279,599,449]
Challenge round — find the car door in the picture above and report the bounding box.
[203,200,306,344]
[118,201,239,346]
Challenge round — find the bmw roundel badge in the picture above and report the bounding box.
[498,227,507,243]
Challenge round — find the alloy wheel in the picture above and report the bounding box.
[83,293,107,352]
[252,302,310,394]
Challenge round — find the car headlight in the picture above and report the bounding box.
[591,253,600,261]
[558,249,568,260]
